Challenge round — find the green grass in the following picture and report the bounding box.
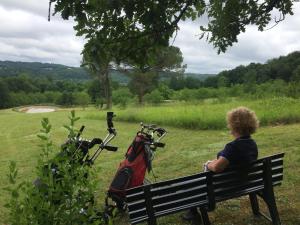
[0,103,299,225]
[86,97,300,130]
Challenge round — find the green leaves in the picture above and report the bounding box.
[51,0,295,58]
[37,117,53,159]
[64,110,81,137]
[37,134,48,140]
[5,111,100,225]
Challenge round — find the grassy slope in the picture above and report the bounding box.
[0,108,299,225]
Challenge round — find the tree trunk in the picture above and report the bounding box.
[138,87,144,104]
[103,68,112,109]
[138,94,143,104]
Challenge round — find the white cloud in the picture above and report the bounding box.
[0,1,300,73]
[0,4,84,66]
[174,4,300,73]
[0,0,53,18]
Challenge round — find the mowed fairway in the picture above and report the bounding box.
[0,107,299,225]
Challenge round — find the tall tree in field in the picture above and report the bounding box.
[50,0,295,62]
[128,72,158,104]
[126,46,185,104]
[81,38,113,109]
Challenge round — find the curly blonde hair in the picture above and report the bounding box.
[227,107,259,136]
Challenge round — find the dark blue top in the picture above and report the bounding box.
[217,136,258,166]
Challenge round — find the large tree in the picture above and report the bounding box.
[50,0,294,62]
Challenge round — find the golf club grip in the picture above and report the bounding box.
[88,138,103,148]
[107,112,114,128]
[104,145,118,152]
[76,126,85,138]
[154,142,165,148]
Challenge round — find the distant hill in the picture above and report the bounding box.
[0,61,212,83]
[0,61,89,80]
[0,61,129,83]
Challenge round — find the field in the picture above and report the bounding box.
[0,99,300,225]
[86,97,300,130]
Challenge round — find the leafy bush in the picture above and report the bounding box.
[57,91,75,106]
[5,111,103,225]
[112,88,133,108]
[74,92,91,109]
[157,84,173,99]
[144,90,164,104]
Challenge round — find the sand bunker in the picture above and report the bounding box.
[19,106,56,113]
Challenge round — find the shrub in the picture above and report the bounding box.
[5,111,103,225]
[74,92,90,109]
[144,90,164,104]
[56,91,75,106]
[112,88,133,108]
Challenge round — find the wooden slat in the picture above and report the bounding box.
[254,153,284,164]
[213,153,284,174]
[128,207,147,220]
[128,182,208,215]
[127,199,146,212]
[214,173,283,200]
[151,179,207,196]
[131,215,149,225]
[213,165,283,189]
[127,185,146,196]
[154,193,208,213]
[216,185,265,202]
[154,199,208,218]
[152,185,208,206]
[150,172,207,189]
[215,178,264,196]
[127,172,207,197]
[213,159,282,183]
[126,190,146,203]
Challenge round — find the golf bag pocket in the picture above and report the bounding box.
[109,166,133,196]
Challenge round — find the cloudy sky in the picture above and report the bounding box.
[0,1,300,74]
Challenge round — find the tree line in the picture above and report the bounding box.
[1,50,300,109]
[213,51,300,87]
[0,75,89,109]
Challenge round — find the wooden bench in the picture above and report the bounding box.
[126,153,284,225]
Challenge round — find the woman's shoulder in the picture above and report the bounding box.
[227,136,257,148]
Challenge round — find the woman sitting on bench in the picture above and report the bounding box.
[183,106,260,221]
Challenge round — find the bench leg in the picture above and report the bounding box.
[264,192,281,225]
[199,208,211,225]
[147,220,157,225]
[249,193,260,216]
